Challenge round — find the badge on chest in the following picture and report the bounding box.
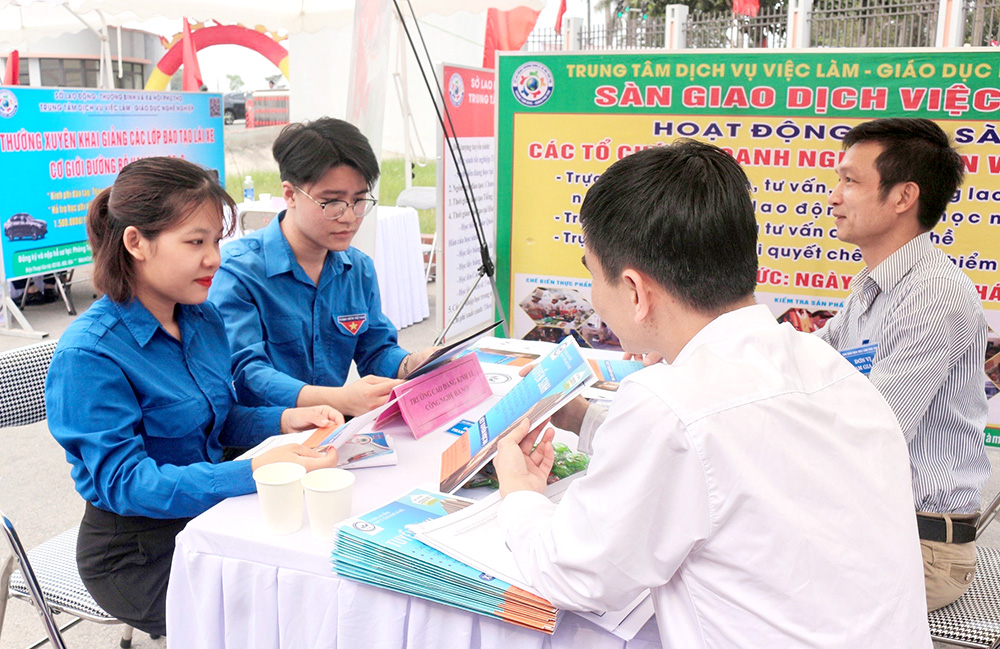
[337,313,367,335]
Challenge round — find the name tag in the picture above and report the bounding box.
[840,343,878,375]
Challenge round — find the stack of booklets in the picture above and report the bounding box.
[332,488,559,633]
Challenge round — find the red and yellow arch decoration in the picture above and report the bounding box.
[145,23,289,91]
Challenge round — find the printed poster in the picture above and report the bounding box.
[495,48,1000,433]
[0,87,225,280]
[438,63,498,342]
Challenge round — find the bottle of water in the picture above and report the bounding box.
[243,175,255,202]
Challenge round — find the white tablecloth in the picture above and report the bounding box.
[166,419,661,649]
[373,206,430,330]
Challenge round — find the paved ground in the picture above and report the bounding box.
[0,270,995,648]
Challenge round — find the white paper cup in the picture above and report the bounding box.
[253,462,307,535]
[259,192,272,203]
[302,468,355,542]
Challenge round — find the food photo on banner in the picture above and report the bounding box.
[494,48,1000,432]
[0,87,225,284]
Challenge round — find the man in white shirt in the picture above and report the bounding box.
[493,141,931,648]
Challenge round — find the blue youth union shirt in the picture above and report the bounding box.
[209,213,408,408]
[45,296,283,519]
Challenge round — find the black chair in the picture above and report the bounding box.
[0,341,134,648]
[928,489,1000,648]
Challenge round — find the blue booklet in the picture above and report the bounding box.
[438,336,596,493]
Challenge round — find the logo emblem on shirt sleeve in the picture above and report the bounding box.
[337,313,367,335]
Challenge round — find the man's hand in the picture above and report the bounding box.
[338,376,403,415]
[279,405,344,434]
[297,376,402,417]
[623,351,664,366]
[250,443,339,472]
[397,346,439,378]
[518,364,589,434]
[495,418,555,498]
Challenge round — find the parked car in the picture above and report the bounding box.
[223,91,248,124]
[4,212,47,241]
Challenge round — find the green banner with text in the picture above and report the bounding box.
[496,48,1000,433]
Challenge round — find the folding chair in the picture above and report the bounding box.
[0,341,135,648]
[395,186,436,282]
[928,489,1000,648]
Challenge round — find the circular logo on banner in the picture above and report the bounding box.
[0,90,18,118]
[511,61,554,108]
[448,72,465,107]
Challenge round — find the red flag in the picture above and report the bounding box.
[483,7,542,69]
[181,18,203,91]
[3,50,20,85]
[555,0,568,34]
[733,0,760,16]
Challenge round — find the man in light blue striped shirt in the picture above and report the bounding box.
[817,118,989,611]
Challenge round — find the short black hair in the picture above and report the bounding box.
[272,117,380,189]
[580,141,757,313]
[842,118,963,231]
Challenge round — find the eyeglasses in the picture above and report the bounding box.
[292,185,378,221]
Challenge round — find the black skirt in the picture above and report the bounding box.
[76,502,191,636]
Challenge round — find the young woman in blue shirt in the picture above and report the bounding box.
[45,157,344,637]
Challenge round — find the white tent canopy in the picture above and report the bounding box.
[75,0,544,34]
[1,0,546,49]
[0,0,109,49]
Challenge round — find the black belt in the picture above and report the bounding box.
[916,513,977,544]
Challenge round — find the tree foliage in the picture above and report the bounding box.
[227,73,244,92]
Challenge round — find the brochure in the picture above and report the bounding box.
[405,319,503,379]
[410,475,653,640]
[235,427,396,470]
[586,357,645,393]
[304,404,386,451]
[332,488,559,633]
[439,336,596,493]
[336,432,396,469]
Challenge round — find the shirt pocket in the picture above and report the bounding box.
[141,397,211,463]
[264,316,305,345]
[142,397,207,440]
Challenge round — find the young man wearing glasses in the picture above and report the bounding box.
[209,118,434,416]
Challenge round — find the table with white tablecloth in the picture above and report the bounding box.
[373,206,430,330]
[165,415,661,649]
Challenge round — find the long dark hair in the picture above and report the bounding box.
[87,157,235,302]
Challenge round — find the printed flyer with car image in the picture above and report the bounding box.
[0,87,224,281]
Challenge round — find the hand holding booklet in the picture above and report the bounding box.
[439,336,597,493]
[236,406,397,470]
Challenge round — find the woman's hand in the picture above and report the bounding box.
[279,405,345,434]
[250,443,339,472]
